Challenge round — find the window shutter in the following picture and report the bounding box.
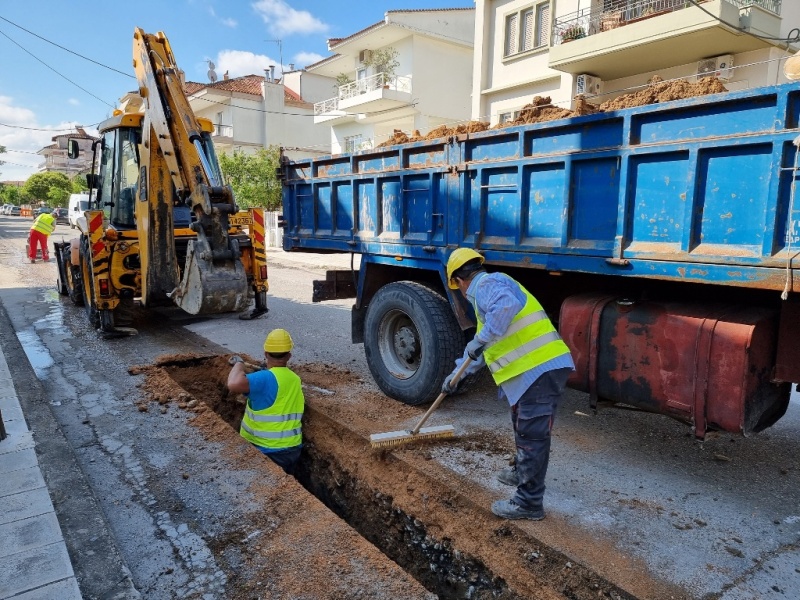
[522,10,534,51]
[505,13,518,56]
[536,4,551,48]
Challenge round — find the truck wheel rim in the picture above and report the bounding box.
[377,309,420,380]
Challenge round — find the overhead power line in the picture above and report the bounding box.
[0,15,134,78]
[0,27,116,108]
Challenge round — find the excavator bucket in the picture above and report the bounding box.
[171,238,250,315]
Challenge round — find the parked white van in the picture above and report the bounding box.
[68,193,91,229]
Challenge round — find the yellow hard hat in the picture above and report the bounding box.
[446,248,484,289]
[264,329,294,353]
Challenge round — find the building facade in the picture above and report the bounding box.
[473,0,799,125]
[185,73,330,161]
[37,127,97,176]
[307,8,476,154]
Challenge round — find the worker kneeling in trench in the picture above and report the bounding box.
[227,329,305,474]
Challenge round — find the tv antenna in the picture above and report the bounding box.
[206,60,218,83]
[265,39,283,80]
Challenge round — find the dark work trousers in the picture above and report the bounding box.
[509,368,572,510]
[256,445,302,475]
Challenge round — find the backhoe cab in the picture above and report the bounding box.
[55,28,268,335]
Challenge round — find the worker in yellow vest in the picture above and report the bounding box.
[444,248,574,521]
[28,209,58,263]
[227,329,305,474]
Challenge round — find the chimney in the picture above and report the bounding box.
[288,63,294,71]
[223,70,229,80]
[264,68,271,82]
[269,65,276,82]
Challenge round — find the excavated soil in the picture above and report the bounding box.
[374,76,727,147]
[130,353,688,599]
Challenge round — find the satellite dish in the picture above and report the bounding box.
[785,56,800,81]
[207,60,217,83]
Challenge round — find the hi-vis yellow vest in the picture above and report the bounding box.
[476,276,570,385]
[240,367,304,450]
[31,213,56,236]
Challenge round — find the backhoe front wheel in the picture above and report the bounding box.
[364,281,464,405]
[79,242,100,330]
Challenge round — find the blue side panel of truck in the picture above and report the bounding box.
[282,82,800,293]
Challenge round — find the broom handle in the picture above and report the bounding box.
[411,356,473,435]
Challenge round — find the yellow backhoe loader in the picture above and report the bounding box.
[55,28,268,335]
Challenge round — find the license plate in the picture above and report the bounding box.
[229,214,252,226]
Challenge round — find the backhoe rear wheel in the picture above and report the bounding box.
[364,281,464,405]
[79,242,100,330]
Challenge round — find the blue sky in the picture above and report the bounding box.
[0,0,473,182]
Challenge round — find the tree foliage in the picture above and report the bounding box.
[0,185,26,205]
[219,146,282,211]
[22,172,73,207]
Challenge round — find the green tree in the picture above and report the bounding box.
[219,146,282,211]
[0,144,6,177]
[0,185,25,205]
[22,172,72,207]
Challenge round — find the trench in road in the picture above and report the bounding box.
[144,353,645,600]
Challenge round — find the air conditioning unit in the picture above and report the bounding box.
[358,49,373,64]
[697,54,734,81]
[575,74,603,98]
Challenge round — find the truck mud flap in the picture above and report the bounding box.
[170,239,249,315]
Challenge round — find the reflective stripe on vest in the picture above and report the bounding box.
[476,276,571,384]
[31,214,56,236]
[239,367,304,450]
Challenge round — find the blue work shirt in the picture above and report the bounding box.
[245,369,303,454]
[456,271,575,406]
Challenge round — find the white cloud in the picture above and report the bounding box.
[221,18,237,28]
[68,98,80,106]
[252,0,328,36]
[294,51,324,68]
[214,50,282,79]
[0,96,85,182]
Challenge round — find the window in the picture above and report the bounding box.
[498,110,521,124]
[504,2,551,57]
[344,134,363,153]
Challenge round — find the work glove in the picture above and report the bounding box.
[228,355,244,366]
[466,338,485,361]
[441,371,460,394]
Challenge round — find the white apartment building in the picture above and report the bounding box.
[473,0,800,125]
[37,128,97,176]
[185,73,330,161]
[307,8,475,154]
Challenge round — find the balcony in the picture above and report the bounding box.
[212,124,234,145]
[549,0,782,80]
[314,73,412,124]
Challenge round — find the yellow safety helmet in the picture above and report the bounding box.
[446,248,485,289]
[264,329,294,353]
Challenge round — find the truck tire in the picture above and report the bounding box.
[364,281,464,405]
[58,244,84,306]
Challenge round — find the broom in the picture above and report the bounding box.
[369,357,472,449]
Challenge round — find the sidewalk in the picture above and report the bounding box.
[0,345,81,599]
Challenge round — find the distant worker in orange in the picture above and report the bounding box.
[28,209,58,263]
[227,329,305,474]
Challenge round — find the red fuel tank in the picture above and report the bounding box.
[559,293,790,437]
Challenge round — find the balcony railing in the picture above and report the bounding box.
[213,124,233,138]
[553,0,781,45]
[314,72,412,115]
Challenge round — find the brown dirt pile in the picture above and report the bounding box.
[598,75,728,111]
[373,76,727,148]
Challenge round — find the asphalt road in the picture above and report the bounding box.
[1,213,799,599]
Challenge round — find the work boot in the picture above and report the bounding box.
[497,466,519,487]
[491,499,544,521]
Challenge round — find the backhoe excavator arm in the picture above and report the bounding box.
[131,28,248,314]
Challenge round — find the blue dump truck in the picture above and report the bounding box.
[280,80,800,438]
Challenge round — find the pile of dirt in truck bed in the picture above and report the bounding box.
[130,353,687,600]
[373,76,727,147]
[598,75,728,111]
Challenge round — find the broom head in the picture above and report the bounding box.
[369,424,456,449]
